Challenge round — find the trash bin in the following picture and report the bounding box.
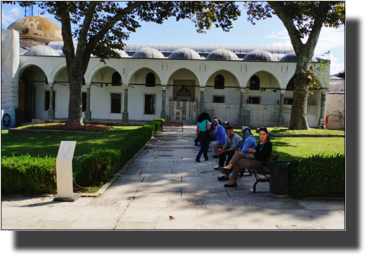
[269,160,290,196]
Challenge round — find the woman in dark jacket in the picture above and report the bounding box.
[194,112,211,162]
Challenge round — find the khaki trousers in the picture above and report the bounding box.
[228,151,258,181]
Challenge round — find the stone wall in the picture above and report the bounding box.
[326,93,345,129]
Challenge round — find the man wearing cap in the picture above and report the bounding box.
[222,121,229,129]
[211,119,227,158]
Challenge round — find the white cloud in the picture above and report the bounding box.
[313,27,344,56]
[2,7,23,28]
[266,29,289,40]
[328,53,345,75]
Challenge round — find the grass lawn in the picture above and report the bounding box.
[1,126,141,191]
[233,129,344,162]
[266,127,345,135]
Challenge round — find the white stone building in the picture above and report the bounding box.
[2,16,331,127]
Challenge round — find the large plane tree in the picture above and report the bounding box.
[245,1,345,130]
[9,1,240,125]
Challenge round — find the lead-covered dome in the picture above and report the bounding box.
[24,45,60,56]
[243,50,276,61]
[168,48,201,60]
[280,52,318,62]
[132,47,164,59]
[206,49,239,61]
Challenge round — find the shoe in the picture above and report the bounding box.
[218,175,229,181]
[224,182,237,187]
[219,167,232,174]
[205,158,209,161]
[195,159,201,163]
[214,167,222,170]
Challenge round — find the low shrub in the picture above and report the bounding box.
[81,118,164,184]
[288,153,345,198]
[1,154,56,195]
[81,149,122,184]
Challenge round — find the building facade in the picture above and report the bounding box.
[2,16,331,128]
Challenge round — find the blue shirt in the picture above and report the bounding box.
[240,136,257,155]
[214,124,226,144]
[197,120,209,132]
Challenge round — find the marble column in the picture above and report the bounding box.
[278,90,286,125]
[122,85,129,122]
[238,87,246,125]
[199,86,205,113]
[48,82,55,120]
[319,90,327,128]
[160,85,167,119]
[84,84,92,122]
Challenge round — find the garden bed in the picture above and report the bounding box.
[12,123,113,134]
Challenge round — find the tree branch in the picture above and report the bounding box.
[304,2,330,59]
[76,2,98,57]
[87,2,144,53]
[268,1,304,53]
[57,2,75,62]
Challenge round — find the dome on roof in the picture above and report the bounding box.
[168,48,201,60]
[280,53,297,62]
[24,45,59,56]
[280,52,318,62]
[243,50,276,62]
[7,16,62,42]
[132,47,164,59]
[206,49,239,61]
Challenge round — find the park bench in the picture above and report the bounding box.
[241,153,279,193]
[163,121,184,132]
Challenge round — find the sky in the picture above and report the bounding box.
[1,1,344,75]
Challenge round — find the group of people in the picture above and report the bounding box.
[194,112,272,187]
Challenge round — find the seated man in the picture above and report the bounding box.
[217,126,257,181]
[211,119,227,158]
[214,126,242,176]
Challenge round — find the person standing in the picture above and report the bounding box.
[211,119,227,158]
[195,112,211,162]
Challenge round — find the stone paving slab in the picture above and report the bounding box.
[1,125,345,230]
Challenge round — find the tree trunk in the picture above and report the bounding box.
[66,61,84,126]
[288,65,311,130]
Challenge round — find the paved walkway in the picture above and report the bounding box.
[1,126,344,230]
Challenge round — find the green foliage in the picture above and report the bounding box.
[1,154,56,195]
[81,149,122,185]
[81,119,163,184]
[1,119,163,193]
[288,153,345,198]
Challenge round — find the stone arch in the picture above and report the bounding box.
[86,61,124,84]
[19,61,49,82]
[126,63,162,85]
[163,66,203,86]
[204,66,243,88]
[244,67,283,90]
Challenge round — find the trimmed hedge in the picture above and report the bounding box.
[81,118,164,184]
[1,154,56,195]
[1,119,164,194]
[288,153,345,198]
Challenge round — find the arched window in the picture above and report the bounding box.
[214,74,224,89]
[146,72,155,87]
[82,77,86,85]
[286,77,294,90]
[249,75,260,90]
[112,72,121,86]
